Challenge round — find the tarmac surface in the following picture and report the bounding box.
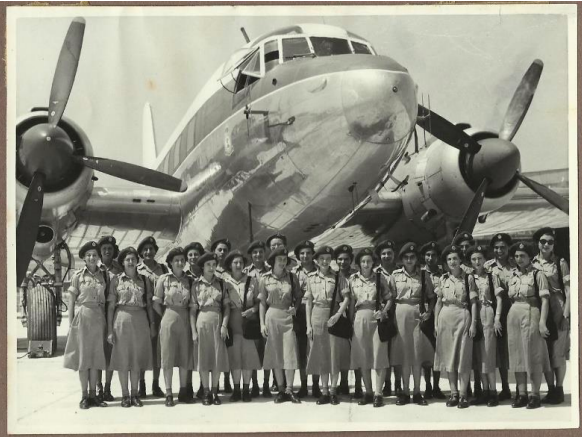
[9,317,578,434]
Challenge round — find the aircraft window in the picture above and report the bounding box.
[282,37,312,61]
[352,41,372,55]
[311,37,352,56]
[235,49,261,93]
[264,40,280,73]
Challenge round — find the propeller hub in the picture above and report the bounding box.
[18,124,74,184]
[464,137,520,192]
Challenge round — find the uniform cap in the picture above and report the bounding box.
[266,233,287,248]
[489,233,512,247]
[247,240,266,254]
[453,232,474,246]
[98,235,119,258]
[333,244,354,260]
[166,247,186,267]
[314,245,334,259]
[267,247,290,268]
[137,236,159,255]
[118,246,139,265]
[420,241,440,255]
[441,244,463,262]
[355,248,376,266]
[184,242,205,256]
[374,240,396,258]
[79,241,100,259]
[532,227,555,244]
[509,242,535,258]
[466,245,488,259]
[294,240,315,258]
[398,242,419,260]
[224,250,247,272]
[197,252,219,268]
[211,238,231,252]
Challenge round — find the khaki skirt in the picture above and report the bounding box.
[228,308,261,371]
[196,310,230,372]
[507,302,551,374]
[64,304,107,371]
[109,306,153,372]
[434,305,473,373]
[159,307,193,369]
[474,303,497,373]
[548,292,569,368]
[390,303,434,368]
[350,308,390,370]
[263,307,299,370]
[306,306,351,375]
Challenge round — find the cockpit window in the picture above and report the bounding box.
[235,49,261,93]
[352,41,372,55]
[282,37,313,61]
[311,37,351,56]
[264,40,280,73]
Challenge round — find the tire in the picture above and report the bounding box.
[26,284,58,354]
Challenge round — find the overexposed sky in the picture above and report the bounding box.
[13,6,570,188]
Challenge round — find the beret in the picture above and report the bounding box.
[247,240,266,254]
[398,242,419,260]
[333,244,354,259]
[79,241,100,259]
[509,242,535,258]
[137,236,159,255]
[197,252,219,269]
[97,235,119,258]
[466,245,488,259]
[441,244,463,262]
[211,238,231,252]
[184,242,205,256]
[266,233,287,248]
[374,240,396,258]
[267,247,290,268]
[294,240,315,258]
[420,241,440,255]
[489,233,512,247]
[224,250,247,272]
[532,227,555,244]
[118,246,139,265]
[166,247,186,266]
[314,245,334,259]
[355,248,376,266]
[453,232,474,246]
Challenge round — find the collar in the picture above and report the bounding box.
[81,265,101,277]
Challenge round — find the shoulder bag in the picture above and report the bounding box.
[376,271,397,342]
[327,273,353,339]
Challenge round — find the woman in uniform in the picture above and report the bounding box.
[153,247,195,407]
[107,247,156,408]
[258,247,303,404]
[434,245,477,409]
[532,227,570,405]
[389,243,435,406]
[185,242,205,280]
[189,252,232,406]
[305,246,351,406]
[507,242,551,409]
[349,248,393,408]
[64,241,109,409]
[223,250,262,402]
[467,245,504,407]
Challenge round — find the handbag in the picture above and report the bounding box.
[290,273,307,334]
[242,276,262,340]
[465,275,483,342]
[419,270,436,347]
[533,270,558,342]
[376,271,397,342]
[219,279,234,347]
[327,273,353,339]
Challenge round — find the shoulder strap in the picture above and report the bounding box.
[243,275,252,310]
[330,273,340,316]
[161,264,169,274]
[140,274,148,305]
[218,278,225,316]
[464,273,471,313]
[102,270,110,300]
[289,272,295,307]
[556,258,566,297]
[375,271,381,311]
[420,270,426,313]
[532,269,540,304]
[487,272,497,310]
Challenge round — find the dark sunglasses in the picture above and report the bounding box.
[539,239,555,246]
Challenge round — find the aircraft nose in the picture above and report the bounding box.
[342,68,417,143]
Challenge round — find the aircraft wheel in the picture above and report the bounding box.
[26,284,58,355]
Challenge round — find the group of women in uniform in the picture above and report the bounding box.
[63,227,570,411]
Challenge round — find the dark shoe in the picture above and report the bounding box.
[138,380,146,398]
[120,396,131,408]
[242,388,252,402]
[470,392,488,406]
[178,388,195,404]
[527,395,541,409]
[152,384,165,398]
[542,387,555,404]
[229,389,241,402]
[358,394,373,406]
[474,385,483,400]
[196,384,204,400]
[79,397,90,410]
[554,387,565,404]
[396,394,411,406]
[186,383,194,400]
[382,382,392,397]
[446,394,459,407]
[488,392,499,407]
[316,394,330,405]
[270,383,278,393]
[297,384,308,398]
[433,386,447,400]
[424,382,433,400]
[97,388,104,403]
[251,384,260,398]
[274,392,287,404]
[202,392,212,406]
[354,386,364,399]
[373,395,384,408]
[165,395,175,407]
[413,393,428,406]
[512,395,528,408]
[89,397,108,408]
[103,390,115,402]
[287,392,301,404]
[312,384,322,399]
[223,375,233,394]
[262,383,272,398]
[213,393,222,405]
[330,394,340,405]
[458,396,469,409]
[130,396,143,407]
[498,388,512,402]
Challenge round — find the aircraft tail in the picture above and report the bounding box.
[142,102,157,169]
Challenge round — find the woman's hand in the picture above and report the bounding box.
[434,322,439,336]
[220,325,229,341]
[420,311,432,322]
[373,310,384,320]
[287,306,297,316]
[306,326,313,340]
[192,330,198,343]
[494,317,503,336]
[150,324,157,339]
[469,323,477,338]
[559,315,569,331]
[539,321,550,338]
[261,324,268,339]
[241,308,254,318]
[107,332,115,345]
[327,314,340,327]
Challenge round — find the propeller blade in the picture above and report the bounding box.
[517,173,569,214]
[417,105,481,154]
[16,172,46,286]
[498,60,543,142]
[72,155,187,192]
[455,178,490,237]
[48,17,86,128]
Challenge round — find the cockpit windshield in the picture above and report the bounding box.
[311,37,352,57]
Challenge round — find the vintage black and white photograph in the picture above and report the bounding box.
[6,3,578,433]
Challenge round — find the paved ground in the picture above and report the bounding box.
[9,317,578,434]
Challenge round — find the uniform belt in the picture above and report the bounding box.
[478,300,493,307]
[511,297,540,306]
[78,302,104,308]
[443,301,468,309]
[165,305,189,311]
[268,304,289,311]
[356,303,376,311]
[395,298,421,305]
[313,303,332,309]
[199,307,220,313]
[116,305,146,311]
